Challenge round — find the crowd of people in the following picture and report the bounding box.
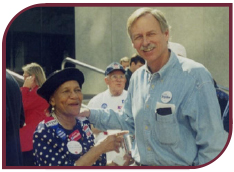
[6,7,228,167]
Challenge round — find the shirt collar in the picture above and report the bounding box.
[143,49,177,79]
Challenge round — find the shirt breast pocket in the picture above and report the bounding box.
[154,102,179,145]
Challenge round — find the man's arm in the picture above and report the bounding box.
[79,93,135,135]
[184,81,227,165]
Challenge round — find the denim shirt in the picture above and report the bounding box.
[89,51,227,166]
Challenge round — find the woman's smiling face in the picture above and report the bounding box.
[50,80,83,117]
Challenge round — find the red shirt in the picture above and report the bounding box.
[20,85,49,152]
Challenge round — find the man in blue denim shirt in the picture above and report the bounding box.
[80,7,227,166]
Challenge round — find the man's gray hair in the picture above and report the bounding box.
[127,8,171,39]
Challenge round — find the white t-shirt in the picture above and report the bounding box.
[87,89,128,165]
[88,89,127,111]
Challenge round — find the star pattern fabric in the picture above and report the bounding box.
[33,116,106,166]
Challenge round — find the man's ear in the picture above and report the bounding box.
[164,29,170,41]
[104,77,109,85]
[124,77,127,84]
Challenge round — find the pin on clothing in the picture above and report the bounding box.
[34,67,126,166]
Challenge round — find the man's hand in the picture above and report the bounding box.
[123,153,134,166]
[79,108,91,118]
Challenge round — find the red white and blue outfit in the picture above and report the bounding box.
[33,116,106,166]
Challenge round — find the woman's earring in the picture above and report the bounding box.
[51,106,55,113]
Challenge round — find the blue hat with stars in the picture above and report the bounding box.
[105,62,125,76]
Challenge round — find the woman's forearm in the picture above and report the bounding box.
[74,143,104,166]
[74,132,127,166]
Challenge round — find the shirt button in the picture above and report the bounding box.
[145,126,148,130]
[151,85,155,89]
[146,105,149,108]
[161,79,163,82]
[147,147,151,151]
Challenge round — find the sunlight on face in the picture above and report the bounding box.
[131,13,169,64]
[50,80,83,117]
[105,70,126,96]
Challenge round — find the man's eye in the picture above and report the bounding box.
[149,32,156,36]
[111,75,117,79]
[120,75,125,79]
[134,36,142,40]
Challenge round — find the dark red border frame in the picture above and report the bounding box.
[2,3,233,170]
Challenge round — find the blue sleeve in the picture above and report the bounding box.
[183,81,227,165]
[89,91,135,135]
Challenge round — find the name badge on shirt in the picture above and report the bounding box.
[161,91,172,103]
[83,124,92,138]
[45,117,58,128]
[101,103,107,109]
[67,141,82,154]
[69,130,82,141]
[118,106,122,110]
[56,128,67,140]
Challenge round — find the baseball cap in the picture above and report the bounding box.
[105,62,125,76]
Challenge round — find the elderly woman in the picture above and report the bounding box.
[20,63,49,166]
[34,68,126,166]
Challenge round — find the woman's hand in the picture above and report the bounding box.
[74,131,129,166]
[98,131,129,153]
[23,75,35,88]
[79,108,91,118]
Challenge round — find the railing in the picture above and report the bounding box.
[6,69,24,81]
[217,84,229,92]
[61,57,105,75]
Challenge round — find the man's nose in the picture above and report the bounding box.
[116,76,122,81]
[142,36,150,46]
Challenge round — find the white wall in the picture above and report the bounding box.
[75,7,229,95]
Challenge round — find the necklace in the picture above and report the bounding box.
[51,112,77,130]
[51,112,62,125]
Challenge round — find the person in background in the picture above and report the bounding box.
[168,42,187,57]
[35,67,127,166]
[80,7,227,166]
[124,54,145,90]
[19,63,49,166]
[120,56,130,70]
[88,62,129,166]
[6,71,25,166]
